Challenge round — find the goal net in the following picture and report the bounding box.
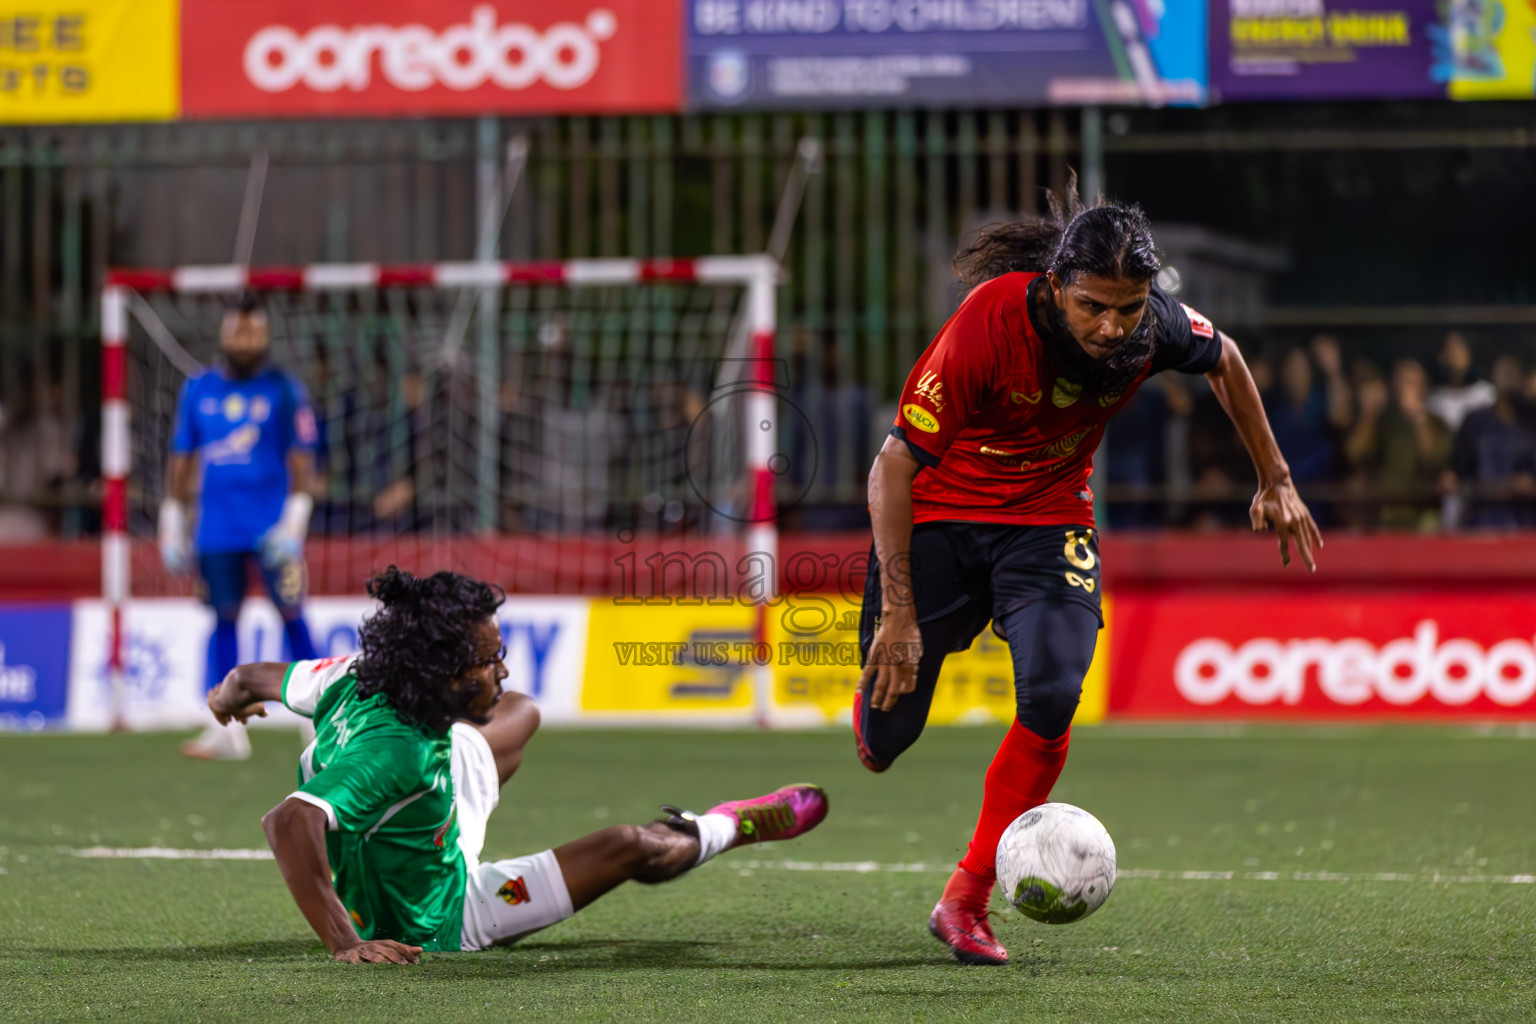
[100,258,782,715]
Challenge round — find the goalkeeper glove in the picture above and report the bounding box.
[158,498,193,575]
[258,493,314,570]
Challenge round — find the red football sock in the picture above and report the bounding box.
[957,720,1071,881]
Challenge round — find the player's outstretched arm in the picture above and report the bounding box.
[262,797,422,965]
[861,435,925,711]
[206,662,289,725]
[1205,332,1323,571]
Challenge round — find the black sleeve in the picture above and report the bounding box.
[1148,286,1223,376]
[888,425,941,468]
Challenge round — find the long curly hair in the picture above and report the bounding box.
[353,566,504,735]
[955,175,1163,391]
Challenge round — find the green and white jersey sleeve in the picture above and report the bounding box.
[281,656,359,718]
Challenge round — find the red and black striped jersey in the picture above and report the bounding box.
[890,272,1220,527]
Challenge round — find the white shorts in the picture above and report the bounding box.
[450,723,575,952]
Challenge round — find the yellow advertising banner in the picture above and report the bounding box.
[582,598,758,719]
[769,596,1110,728]
[581,594,1109,728]
[0,0,178,123]
[1449,0,1536,99]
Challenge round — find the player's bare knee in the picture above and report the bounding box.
[589,824,652,873]
[515,694,541,735]
[495,690,541,736]
[631,823,697,884]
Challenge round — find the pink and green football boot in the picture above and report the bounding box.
[699,784,830,849]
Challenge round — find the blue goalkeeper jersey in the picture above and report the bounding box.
[170,364,316,553]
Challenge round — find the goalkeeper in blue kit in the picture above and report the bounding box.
[160,293,320,760]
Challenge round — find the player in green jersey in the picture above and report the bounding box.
[207,566,829,963]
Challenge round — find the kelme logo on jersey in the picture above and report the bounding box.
[1011,390,1042,405]
[1052,378,1082,408]
[902,404,940,433]
[498,877,532,906]
[914,371,946,412]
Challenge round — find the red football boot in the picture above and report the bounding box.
[851,686,891,773]
[928,865,1008,966]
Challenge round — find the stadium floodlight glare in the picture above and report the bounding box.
[101,256,781,730]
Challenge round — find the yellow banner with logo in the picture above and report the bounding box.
[0,0,178,123]
[1449,0,1536,99]
[769,595,1109,727]
[582,599,759,719]
[581,594,1109,727]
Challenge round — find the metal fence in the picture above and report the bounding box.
[4,105,1536,535]
[0,109,1089,523]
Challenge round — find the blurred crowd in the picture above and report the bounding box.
[0,373,79,543]
[4,329,1536,541]
[1102,331,1536,531]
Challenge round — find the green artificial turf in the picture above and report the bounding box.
[3,724,1535,1022]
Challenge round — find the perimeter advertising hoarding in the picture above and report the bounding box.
[63,597,589,731]
[1110,591,1536,719]
[180,0,682,118]
[1446,0,1536,99]
[580,595,1111,726]
[770,595,1110,728]
[0,605,72,729]
[1208,0,1442,100]
[0,0,178,122]
[686,0,1207,109]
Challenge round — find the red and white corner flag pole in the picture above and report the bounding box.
[101,283,130,732]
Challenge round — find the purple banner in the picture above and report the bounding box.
[1210,0,1443,101]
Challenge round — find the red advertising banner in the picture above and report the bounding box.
[180,1,681,118]
[1110,591,1536,719]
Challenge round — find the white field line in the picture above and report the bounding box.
[65,846,274,861]
[59,847,1536,885]
[743,860,1536,884]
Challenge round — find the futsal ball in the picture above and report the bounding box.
[995,802,1116,924]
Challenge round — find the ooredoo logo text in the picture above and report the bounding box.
[243,5,619,93]
[1175,621,1536,708]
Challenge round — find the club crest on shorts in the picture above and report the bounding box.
[1052,378,1082,408]
[498,877,532,906]
[902,403,940,433]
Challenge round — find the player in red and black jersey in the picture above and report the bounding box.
[859,192,1320,966]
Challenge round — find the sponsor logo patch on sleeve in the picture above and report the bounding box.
[1180,303,1215,340]
[902,403,941,433]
